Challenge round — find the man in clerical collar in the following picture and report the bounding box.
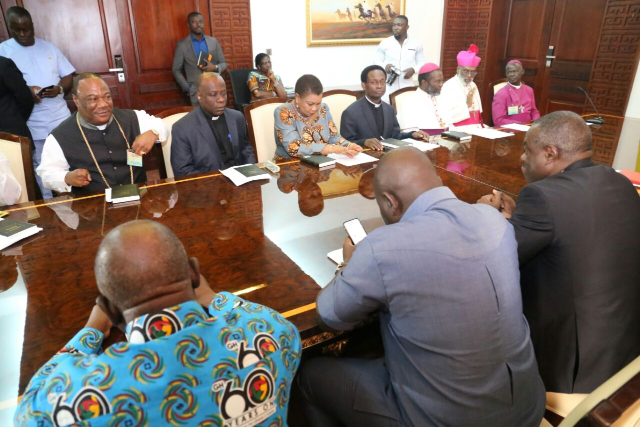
[340,65,427,150]
[440,44,484,128]
[37,73,168,196]
[170,72,256,177]
[15,220,301,427]
[397,62,453,131]
[492,59,540,126]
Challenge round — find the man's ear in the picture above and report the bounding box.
[383,191,402,218]
[188,257,201,290]
[361,81,367,91]
[72,94,79,109]
[96,294,124,332]
[544,145,559,164]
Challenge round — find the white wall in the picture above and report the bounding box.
[249,0,444,88]
[624,58,640,119]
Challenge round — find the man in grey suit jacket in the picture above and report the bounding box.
[171,73,255,177]
[172,12,227,106]
[340,65,427,150]
[299,147,545,427]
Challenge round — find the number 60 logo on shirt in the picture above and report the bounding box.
[213,368,277,425]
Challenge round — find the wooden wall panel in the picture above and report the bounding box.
[586,0,640,165]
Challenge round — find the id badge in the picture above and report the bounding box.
[127,150,143,167]
[508,105,519,116]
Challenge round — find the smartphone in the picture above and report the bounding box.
[344,218,367,245]
[36,85,54,98]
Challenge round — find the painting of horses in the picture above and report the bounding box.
[306,0,406,47]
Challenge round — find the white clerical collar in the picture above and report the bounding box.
[211,115,221,121]
[509,82,522,89]
[365,96,382,108]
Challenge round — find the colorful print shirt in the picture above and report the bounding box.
[246,71,282,94]
[273,101,348,158]
[15,293,302,427]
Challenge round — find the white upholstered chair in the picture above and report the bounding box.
[389,86,417,114]
[0,132,37,203]
[322,89,358,130]
[156,106,196,179]
[244,98,287,163]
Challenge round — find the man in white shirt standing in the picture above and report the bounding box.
[37,73,168,196]
[0,6,76,199]
[440,44,484,129]
[374,16,425,100]
[397,63,452,131]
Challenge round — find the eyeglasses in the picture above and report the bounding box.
[459,69,478,76]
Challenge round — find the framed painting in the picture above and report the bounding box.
[306,0,406,47]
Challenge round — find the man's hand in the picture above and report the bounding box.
[477,193,501,210]
[496,191,516,218]
[29,86,42,104]
[403,68,415,79]
[466,87,476,108]
[65,169,91,187]
[364,138,383,151]
[203,59,218,72]
[85,305,113,339]
[385,64,394,74]
[411,131,429,140]
[342,236,357,263]
[131,130,157,156]
[41,85,62,98]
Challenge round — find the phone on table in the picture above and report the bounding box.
[36,85,54,98]
[344,218,367,245]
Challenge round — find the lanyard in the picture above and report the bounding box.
[430,95,445,128]
[76,113,134,189]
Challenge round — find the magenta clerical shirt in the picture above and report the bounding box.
[492,83,540,126]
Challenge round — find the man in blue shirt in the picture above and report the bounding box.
[299,147,545,426]
[15,220,301,426]
[0,6,75,199]
[172,11,227,106]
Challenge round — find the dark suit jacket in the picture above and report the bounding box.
[172,35,227,92]
[340,96,410,146]
[0,56,34,139]
[510,158,640,393]
[170,107,256,177]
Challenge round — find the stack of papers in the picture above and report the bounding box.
[501,123,531,132]
[221,164,271,186]
[464,128,515,139]
[402,139,440,152]
[0,218,43,250]
[328,152,378,166]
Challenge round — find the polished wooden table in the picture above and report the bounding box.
[1,115,633,411]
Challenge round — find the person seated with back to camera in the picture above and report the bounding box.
[273,74,362,159]
[247,53,286,101]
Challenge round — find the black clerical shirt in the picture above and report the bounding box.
[201,107,235,168]
[365,97,385,138]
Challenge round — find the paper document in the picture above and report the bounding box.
[464,128,515,139]
[327,248,344,265]
[220,164,271,186]
[105,188,140,204]
[402,139,440,152]
[0,218,43,250]
[328,152,378,166]
[501,123,530,132]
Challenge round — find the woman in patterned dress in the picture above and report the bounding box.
[247,53,287,101]
[273,74,362,159]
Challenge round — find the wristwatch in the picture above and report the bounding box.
[150,128,160,139]
[335,262,347,274]
[57,85,64,95]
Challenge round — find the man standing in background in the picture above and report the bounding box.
[172,11,227,106]
[374,16,425,100]
[0,6,75,199]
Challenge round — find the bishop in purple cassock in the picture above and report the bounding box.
[492,60,540,126]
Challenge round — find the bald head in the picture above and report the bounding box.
[374,147,443,224]
[95,220,191,310]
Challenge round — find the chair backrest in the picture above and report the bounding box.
[491,78,509,95]
[0,132,37,203]
[229,69,254,111]
[244,97,287,163]
[558,355,640,427]
[389,86,417,114]
[156,106,196,179]
[322,89,358,130]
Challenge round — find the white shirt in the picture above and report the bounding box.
[0,38,75,140]
[440,75,483,124]
[375,35,425,93]
[397,88,452,130]
[37,110,169,193]
[0,151,22,206]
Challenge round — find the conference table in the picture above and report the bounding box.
[0,114,635,413]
